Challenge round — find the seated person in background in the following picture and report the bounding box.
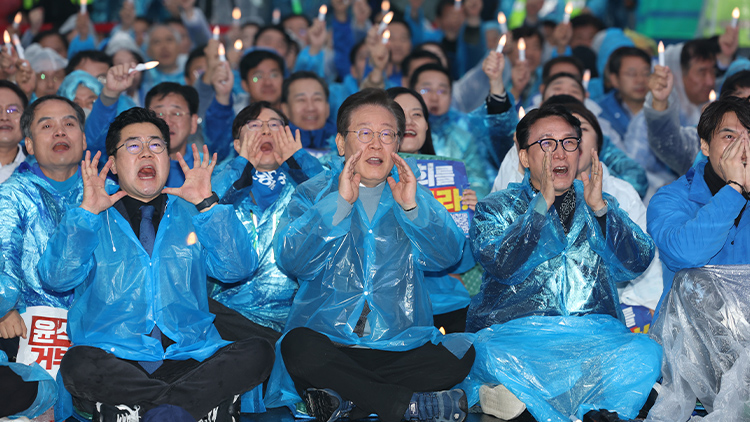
[597,46,652,139]
[280,71,337,150]
[269,88,475,422]
[647,96,750,319]
[38,108,273,421]
[210,101,323,333]
[464,103,660,422]
[0,81,27,183]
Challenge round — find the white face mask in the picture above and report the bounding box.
[83,107,92,119]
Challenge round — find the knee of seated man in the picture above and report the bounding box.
[280,327,331,368]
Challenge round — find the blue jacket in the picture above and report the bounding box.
[38,196,258,362]
[467,174,655,332]
[647,160,750,315]
[597,90,631,139]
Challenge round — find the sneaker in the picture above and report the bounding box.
[303,388,355,422]
[479,384,526,420]
[199,395,241,422]
[405,389,467,422]
[93,402,141,422]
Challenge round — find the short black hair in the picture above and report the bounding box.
[253,25,294,51]
[413,42,450,71]
[544,95,603,152]
[231,101,289,140]
[570,14,604,31]
[281,71,329,103]
[436,0,459,18]
[387,16,412,40]
[185,45,206,78]
[349,40,367,66]
[21,95,85,140]
[145,82,199,115]
[65,50,113,75]
[720,70,750,99]
[516,103,582,149]
[607,46,651,76]
[401,50,441,79]
[697,96,750,145]
[680,38,718,72]
[542,56,585,80]
[0,80,29,108]
[386,87,435,155]
[337,88,405,143]
[106,107,171,157]
[409,63,452,91]
[281,14,310,27]
[32,30,69,52]
[542,72,586,98]
[239,50,285,82]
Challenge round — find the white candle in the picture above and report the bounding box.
[272,9,281,25]
[732,7,740,28]
[80,0,87,15]
[3,31,12,56]
[212,26,220,41]
[582,69,590,90]
[378,11,394,35]
[496,34,506,53]
[518,38,526,62]
[382,29,390,45]
[562,2,573,24]
[218,43,226,62]
[657,41,665,67]
[454,0,462,10]
[497,12,508,34]
[232,7,241,26]
[318,5,327,22]
[13,12,22,30]
[12,34,24,60]
[128,61,160,74]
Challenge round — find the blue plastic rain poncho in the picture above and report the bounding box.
[38,195,258,363]
[0,351,58,419]
[265,157,468,407]
[0,164,85,313]
[209,153,324,332]
[463,174,662,421]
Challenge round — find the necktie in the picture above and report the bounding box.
[138,205,163,374]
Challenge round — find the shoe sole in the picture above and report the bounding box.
[304,390,345,422]
[479,384,526,420]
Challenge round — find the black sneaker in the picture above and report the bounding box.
[199,395,241,422]
[405,389,467,422]
[303,388,355,422]
[93,402,141,422]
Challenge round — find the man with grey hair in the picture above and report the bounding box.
[141,24,185,96]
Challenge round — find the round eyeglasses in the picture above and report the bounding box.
[116,138,167,155]
[344,128,399,144]
[526,137,580,152]
[245,119,284,131]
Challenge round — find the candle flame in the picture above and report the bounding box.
[14,12,22,25]
[733,7,740,19]
[187,232,197,245]
[383,29,391,40]
[384,11,394,24]
[564,2,573,14]
[144,60,159,70]
[81,0,87,6]
[232,7,241,20]
[657,41,664,54]
[499,34,506,48]
[519,106,526,119]
[218,43,225,56]
[234,39,243,50]
[518,38,526,50]
[439,327,446,335]
[583,69,591,82]
[320,5,327,14]
[3,31,9,45]
[709,89,716,101]
[213,26,220,36]
[381,0,390,11]
[498,12,506,25]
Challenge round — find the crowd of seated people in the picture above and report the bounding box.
[1,0,750,421]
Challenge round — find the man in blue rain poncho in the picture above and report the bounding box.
[268,89,475,422]
[37,107,274,421]
[0,95,90,420]
[462,103,662,422]
[210,101,324,332]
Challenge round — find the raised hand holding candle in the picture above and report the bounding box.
[657,41,665,67]
[518,38,526,61]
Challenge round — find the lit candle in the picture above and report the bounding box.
[3,31,12,56]
[212,26,220,41]
[382,29,390,45]
[232,7,241,26]
[496,34,506,53]
[80,0,87,15]
[272,9,281,25]
[518,38,526,61]
[128,61,160,74]
[518,106,525,119]
[438,327,446,335]
[318,5,327,22]
[732,7,740,28]
[12,34,24,60]
[582,69,590,90]
[381,0,390,14]
[218,43,226,62]
[13,12,22,31]
[562,2,573,24]
[234,39,243,51]
[497,12,508,34]
[657,41,665,67]
[709,89,716,102]
[378,11,394,35]
[454,0,462,10]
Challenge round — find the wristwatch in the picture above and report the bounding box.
[594,200,608,217]
[195,192,219,212]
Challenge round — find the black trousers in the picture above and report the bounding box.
[60,337,274,419]
[281,327,476,422]
[0,366,38,417]
[209,298,282,345]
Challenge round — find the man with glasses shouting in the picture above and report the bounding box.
[267,88,475,422]
[461,103,662,422]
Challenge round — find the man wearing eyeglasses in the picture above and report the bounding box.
[463,103,660,422]
[269,88,474,422]
[38,107,273,421]
[0,81,27,183]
